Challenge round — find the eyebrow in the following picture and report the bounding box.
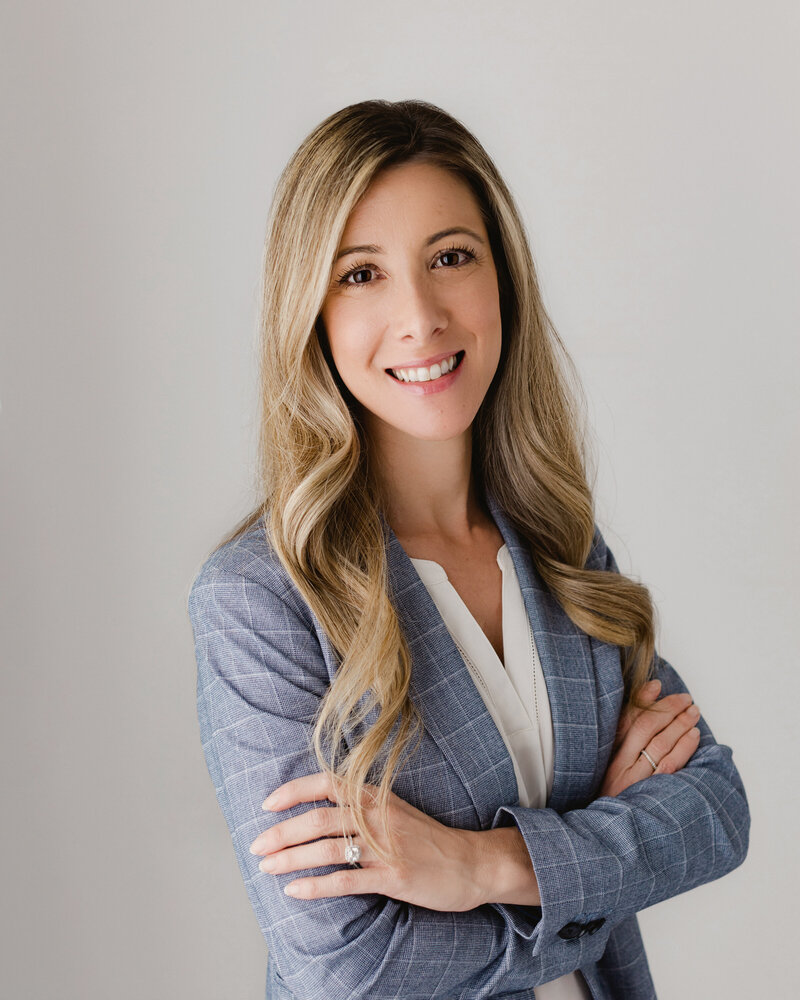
[334,226,486,262]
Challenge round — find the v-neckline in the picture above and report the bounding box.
[409,544,507,667]
[382,486,603,817]
[409,541,546,788]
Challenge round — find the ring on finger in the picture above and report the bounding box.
[639,748,658,772]
[344,832,362,868]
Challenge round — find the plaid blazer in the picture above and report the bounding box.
[188,489,750,999]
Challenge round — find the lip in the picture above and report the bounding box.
[385,350,465,395]
[384,349,463,372]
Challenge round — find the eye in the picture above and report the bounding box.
[335,260,378,287]
[433,244,478,269]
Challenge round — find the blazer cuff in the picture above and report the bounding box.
[490,804,615,961]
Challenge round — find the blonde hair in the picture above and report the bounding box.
[216,99,656,865]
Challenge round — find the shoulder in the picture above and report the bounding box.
[187,517,314,631]
[188,520,335,707]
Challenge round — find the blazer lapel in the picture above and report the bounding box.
[483,488,601,812]
[383,519,519,828]
[383,488,601,821]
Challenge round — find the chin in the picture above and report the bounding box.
[398,421,473,443]
[362,403,478,444]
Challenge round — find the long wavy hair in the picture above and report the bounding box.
[215,99,657,865]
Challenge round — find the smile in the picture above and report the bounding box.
[386,351,465,383]
[384,350,466,396]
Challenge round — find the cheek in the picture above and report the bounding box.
[463,280,502,343]
[476,293,502,332]
[320,304,378,382]
[320,301,355,359]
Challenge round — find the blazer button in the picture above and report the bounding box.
[557,922,586,940]
[586,918,606,935]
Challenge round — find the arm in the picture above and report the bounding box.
[190,561,558,1000]
[486,527,751,963]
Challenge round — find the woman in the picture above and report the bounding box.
[188,99,750,1000]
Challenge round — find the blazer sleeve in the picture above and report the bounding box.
[189,562,564,1000]
[489,526,751,971]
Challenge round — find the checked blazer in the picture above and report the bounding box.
[187,488,750,1000]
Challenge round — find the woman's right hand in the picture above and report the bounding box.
[598,679,702,798]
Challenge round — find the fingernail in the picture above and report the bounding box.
[284,883,300,896]
[263,794,279,811]
[687,704,700,718]
[690,727,700,737]
[648,679,661,692]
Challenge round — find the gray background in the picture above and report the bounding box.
[2,2,796,997]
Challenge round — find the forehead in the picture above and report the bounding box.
[340,161,484,239]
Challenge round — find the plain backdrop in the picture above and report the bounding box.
[1,2,797,998]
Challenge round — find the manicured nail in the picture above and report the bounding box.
[284,882,300,896]
[687,704,700,718]
[263,794,278,811]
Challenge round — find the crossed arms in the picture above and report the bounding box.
[187,531,750,1000]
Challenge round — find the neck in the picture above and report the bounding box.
[366,419,487,545]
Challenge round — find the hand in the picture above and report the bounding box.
[599,679,702,798]
[249,772,484,912]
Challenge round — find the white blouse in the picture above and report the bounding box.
[410,543,592,1000]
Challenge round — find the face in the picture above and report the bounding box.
[318,161,503,446]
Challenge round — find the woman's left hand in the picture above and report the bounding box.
[249,772,484,911]
[599,680,701,797]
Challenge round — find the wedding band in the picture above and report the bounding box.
[640,749,658,772]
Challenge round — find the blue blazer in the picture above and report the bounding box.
[188,488,750,1000]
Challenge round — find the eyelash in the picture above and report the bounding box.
[335,243,478,288]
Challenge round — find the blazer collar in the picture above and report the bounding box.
[383,486,599,821]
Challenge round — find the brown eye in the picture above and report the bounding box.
[432,245,478,270]
[336,261,378,287]
[440,252,461,266]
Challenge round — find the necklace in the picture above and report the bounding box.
[527,617,541,727]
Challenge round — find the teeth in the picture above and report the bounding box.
[390,353,460,383]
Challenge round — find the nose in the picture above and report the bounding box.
[389,268,449,345]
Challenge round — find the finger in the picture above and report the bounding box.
[617,694,691,767]
[645,703,701,762]
[626,704,700,785]
[263,772,380,812]
[250,803,353,855]
[654,727,701,775]
[262,772,340,811]
[647,691,696,720]
[614,680,662,744]
[257,835,366,874]
[283,865,379,900]
[638,679,662,706]
[615,692,694,769]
